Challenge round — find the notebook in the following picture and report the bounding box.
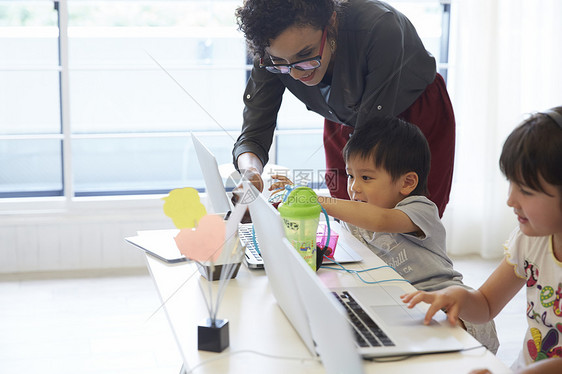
[248,190,464,360]
[125,229,185,264]
[191,133,362,269]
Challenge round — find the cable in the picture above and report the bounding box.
[365,354,413,363]
[461,344,486,352]
[251,224,261,255]
[263,186,406,286]
[363,345,486,363]
[282,184,294,202]
[263,185,409,285]
[319,205,331,258]
[267,188,286,205]
[185,345,487,372]
[183,349,321,373]
[321,255,411,285]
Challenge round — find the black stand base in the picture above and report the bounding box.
[196,263,241,281]
[198,318,229,352]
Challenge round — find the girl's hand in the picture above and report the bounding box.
[400,286,468,326]
[268,174,294,192]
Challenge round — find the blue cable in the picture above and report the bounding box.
[282,184,294,202]
[314,192,407,285]
[319,205,331,256]
[321,255,411,285]
[251,224,261,255]
[252,186,407,285]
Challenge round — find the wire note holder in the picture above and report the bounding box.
[162,187,248,352]
[195,233,242,352]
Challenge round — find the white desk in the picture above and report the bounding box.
[142,222,511,373]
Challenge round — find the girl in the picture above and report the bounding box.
[401,107,562,373]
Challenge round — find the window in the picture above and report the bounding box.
[0,0,450,199]
[1,0,245,198]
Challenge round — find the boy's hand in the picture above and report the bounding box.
[269,174,293,192]
[400,286,467,326]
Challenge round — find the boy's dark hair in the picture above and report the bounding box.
[235,0,345,58]
[342,117,431,196]
[499,106,562,195]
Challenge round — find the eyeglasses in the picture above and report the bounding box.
[260,27,327,74]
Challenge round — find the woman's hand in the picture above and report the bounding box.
[240,168,265,193]
[400,286,469,326]
[231,167,264,223]
[234,152,265,195]
[232,168,264,202]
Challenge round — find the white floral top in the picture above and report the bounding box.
[504,227,562,368]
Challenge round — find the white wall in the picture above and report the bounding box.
[0,202,174,273]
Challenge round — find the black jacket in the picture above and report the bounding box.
[233,0,436,167]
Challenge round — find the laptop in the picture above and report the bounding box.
[248,191,464,360]
[191,133,362,269]
[191,133,266,269]
[282,236,365,373]
[246,185,317,355]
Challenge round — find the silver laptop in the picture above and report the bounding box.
[191,133,362,269]
[282,237,365,373]
[191,133,264,269]
[248,191,464,359]
[249,190,363,373]
[246,186,317,355]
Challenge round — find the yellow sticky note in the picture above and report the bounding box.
[162,187,207,229]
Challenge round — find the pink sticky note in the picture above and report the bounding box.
[174,215,226,262]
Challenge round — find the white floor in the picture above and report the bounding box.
[0,255,526,374]
[0,268,181,374]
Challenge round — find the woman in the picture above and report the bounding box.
[232,0,455,217]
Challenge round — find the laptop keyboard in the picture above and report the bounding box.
[332,291,395,348]
[239,224,263,267]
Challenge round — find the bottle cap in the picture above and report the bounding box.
[278,187,321,219]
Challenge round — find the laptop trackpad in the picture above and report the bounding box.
[369,305,435,326]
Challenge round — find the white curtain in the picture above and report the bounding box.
[443,0,562,258]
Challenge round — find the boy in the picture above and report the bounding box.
[316,117,499,353]
[317,118,457,290]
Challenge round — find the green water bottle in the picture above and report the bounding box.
[278,187,321,270]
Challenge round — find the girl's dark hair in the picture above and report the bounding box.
[235,0,345,58]
[343,117,431,196]
[499,106,562,195]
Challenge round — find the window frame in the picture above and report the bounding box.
[0,0,451,213]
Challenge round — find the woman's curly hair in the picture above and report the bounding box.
[236,0,345,58]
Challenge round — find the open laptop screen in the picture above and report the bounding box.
[191,133,232,214]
